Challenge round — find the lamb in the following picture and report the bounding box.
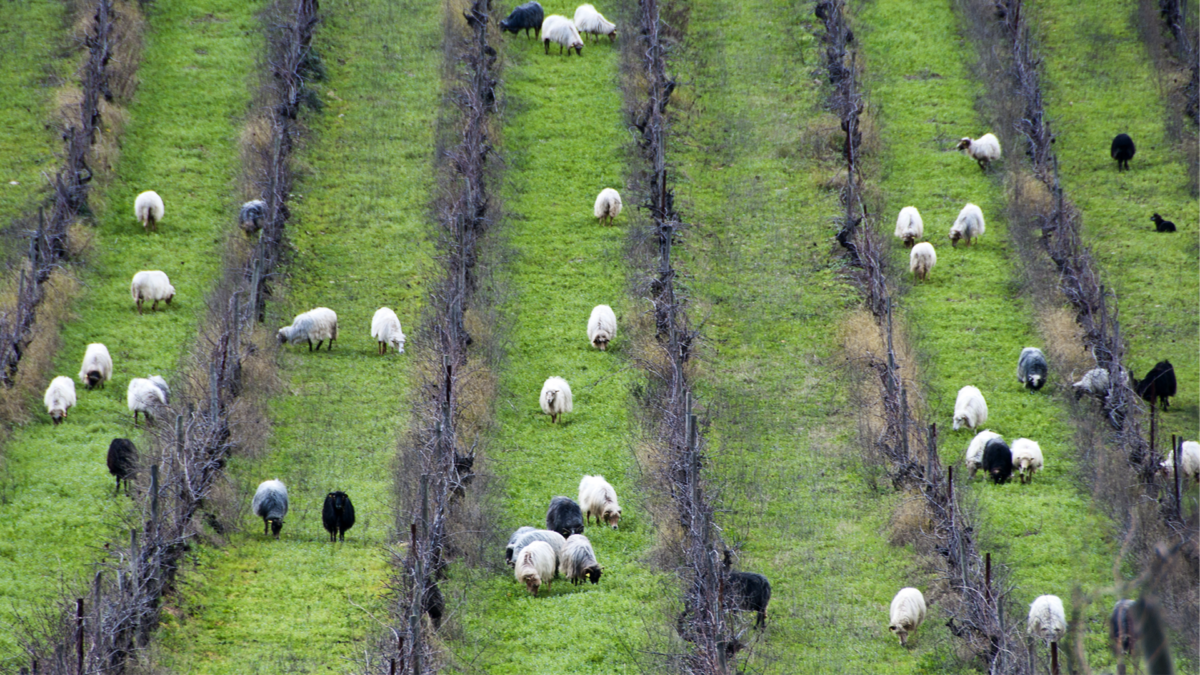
[1109,599,1138,659]
[1017,347,1048,391]
[888,587,926,646]
[542,15,583,56]
[499,1,544,38]
[107,438,138,496]
[371,307,406,355]
[965,430,1001,480]
[1111,133,1136,172]
[252,479,289,539]
[546,495,585,538]
[43,376,76,425]
[278,307,339,352]
[322,491,356,542]
[540,376,573,423]
[239,199,267,235]
[1132,360,1176,411]
[560,534,603,585]
[730,572,772,628]
[77,343,112,390]
[127,375,169,424]
[1028,595,1067,644]
[587,305,617,351]
[1011,438,1044,484]
[134,190,164,231]
[949,203,986,247]
[514,540,557,595]
[130,271,176,314]
[982,438,1013,484]
[579,474,621,528]
[1151,213,1176,232]
[894,206,924,248]
[952,385,988,431]
[909,242,936,281]
[1159,440,1200,483]
[505,527,567,566]
[573,4,616,41]
[956,133,1001,170]
[594,187,622,225]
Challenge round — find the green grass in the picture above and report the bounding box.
[0,0,260,665]
[152,0,441,671]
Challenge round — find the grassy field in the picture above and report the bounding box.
[152,0,441,671]
[0,0,259,665]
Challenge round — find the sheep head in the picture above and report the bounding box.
[87,371,103,389]
[889,622,909,646]
[956,138,972,151]
[50,409,66,424]
[1028,374,1043,389]
[604,505,621,529]
[269,518,283,539]
[952,414,965,431]
[522,572,541,595]
[949,230,962,247]
[585,565,603,584]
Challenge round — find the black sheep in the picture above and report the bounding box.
[546,495,585,538]
[1111,133,1136,171]
[1110,599,1138,659]
[106,438,137,496]
[1151,213,1177,232]
[322,491,356,542]
[729,572,772,629]
[499,1,544,38]
[982,438,1013,484]
[1133,360,1177,411]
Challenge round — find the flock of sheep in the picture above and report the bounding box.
[499,1,616,56]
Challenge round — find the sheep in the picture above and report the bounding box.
[1133,360,1176,411]
[594,187,622,225]
[573,4,616,41]
[43,376,76,425]
[499,1,544,38]
[587,305,617,351]
[888,587,926,646]
[952,385,988,431]
[1159,440,1200,483]
[909,242,936,281]
[560,534,603,585]
[579,474,621,529]
[107,438,137,496]
[1109,599,1139,660]
[321,491,356,542]
[371,307,406,355]
[1011,438,1044,484]
[730,572,772,628]
[252,479,289,539]
[949,203,986,247]
[546,495,585,538]
[1017,347,1048,391]
[894,206,924,248]
[1111,133,1136,172]
[542,15,583,56]
[540,376,572,423]
[134,190,164,231]
[965,430,1001,480]
[1151,213,1177,232]
[239,199,267,235]
[505,527,567,566]
[514,540,557,595]
[78,343,112,390]
[277,307,338,352]
[1072,366,1129,400]
[956,133,1001,170]
[127,375,169,424]
[1028,595,1067,644]
[982,438,1013,484]
[130,271,176,314]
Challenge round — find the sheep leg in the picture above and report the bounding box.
[152,299,159,312]
[315,340,324,351]
[136,297,143,315]
[264,519,270,536]
[328,338,334,351]
[544,39,550,55]
[308,339,315,351]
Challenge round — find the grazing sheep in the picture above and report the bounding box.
[952,386,988,431]
[540,376,572,423]
[1159,440,1200,483]
[956,133,1001,170]
[594,187,622,225]
[514,540,557,596]
[107,438,138,496]
[1072,367,1127,400]
[1151,213,1176,232]
[134,191,164,231]
[888,587,926,646]
[894,206,924,247]
[965,430,1001,480]
[252,479,289,539]
[573,4,616,41]
[278,307,339,352]
[1111,133,1136,172]
[909,242,936,281]
[499,1,544,38]
[579,474,621,529]
[1028,595,1067,644]
[1017,347,1048,391]
[1110,599,1139,659]
[1133,360,1176,411]
[1011,438,1044,484]
[505,527,567,566]
[587,305,617,351]
[77,343,112,390]
[546,495,585,538]
[239,199,267,235]
[730,572,772,629]
[127,376,169,424]
[371,307,406,355]
[43,376,76,425]
[983,438,1013,484]
[560,534,603,585]
[542,15,583,56]
[949,203,986,247]
[322,491,356,542]
[130,271,176,315]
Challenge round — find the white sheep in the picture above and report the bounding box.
[1011,438,1044,484]
[953,386,988,431]
[505,528,567,566]
[888,587,926,646]
[1028,595,1067,644]
[909,242,936,281]
[1160,440,1200,483]
[560,534,603,585]
[965,429,1001,480]
[956,133,1001,170]
[77,343,112,390]
[134,190,164,231]
[540,376,572,423]
[573,4,616,41]
[1072,367,1127,400]
[239,199,267,235]
[587,304,617,351]
[949,203,986,247]
[371,307,406,355]
[278,307,338,352]
[894,206,924,248]
[542,15,583,56]
[594,187,622,225]
[130,271,176,315]
[43,376,76,425]
[514,540,557,596]
[579,474,621,529]
[127,376,169,424]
